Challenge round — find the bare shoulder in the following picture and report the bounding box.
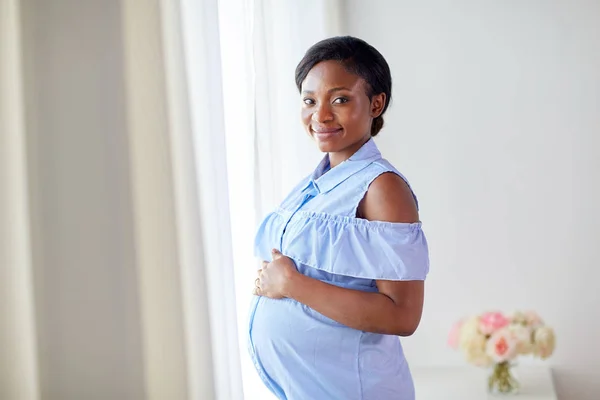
[358,172,419,223]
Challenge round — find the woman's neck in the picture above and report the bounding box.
[328,136,371,168]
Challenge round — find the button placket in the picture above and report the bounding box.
[279,182,319,250]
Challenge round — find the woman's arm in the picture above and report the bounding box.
[284,270,423,336]
[256,172,425,336]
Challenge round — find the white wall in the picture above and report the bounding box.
[344,1,600,399]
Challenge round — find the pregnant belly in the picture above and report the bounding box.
[249,296,361,378]
[248,296,413,399]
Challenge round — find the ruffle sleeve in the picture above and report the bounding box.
[255,209,429,281]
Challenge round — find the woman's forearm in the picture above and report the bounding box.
[284,273,417,336]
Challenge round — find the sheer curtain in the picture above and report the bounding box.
[125,0,247,397]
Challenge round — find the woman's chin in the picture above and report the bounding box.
[315,141,332,153]
[313,135,342,153]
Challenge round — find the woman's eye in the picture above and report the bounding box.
[303,98,315,105]
[333,97,349,104]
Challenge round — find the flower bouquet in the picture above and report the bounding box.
[448,311,556,395]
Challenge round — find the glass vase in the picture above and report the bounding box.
[488,361,519,395]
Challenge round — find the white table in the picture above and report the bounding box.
[412,366,557,399]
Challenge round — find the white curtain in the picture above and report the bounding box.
[0,0,241,398]
[174,0,244,398]
[0,0,39,398]
[123,0,244,398]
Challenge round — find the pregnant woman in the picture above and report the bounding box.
[248,36,430,400]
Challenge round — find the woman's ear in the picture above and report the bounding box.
[370,93,386,118]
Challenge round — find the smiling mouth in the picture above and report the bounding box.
[311,127,343,137]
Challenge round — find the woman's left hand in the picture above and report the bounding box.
[254,249,298,299]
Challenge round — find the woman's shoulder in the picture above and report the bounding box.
[359,157,420,217]
[359,171,419,224]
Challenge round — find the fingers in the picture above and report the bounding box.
[255,252,283,296]
[271,248,282,260]
[253,277,262,296]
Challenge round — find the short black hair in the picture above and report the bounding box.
[295,36,392,136]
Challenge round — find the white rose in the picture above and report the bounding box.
[464,332,493,367]
[509,324,533,355]
[459,316,481,350]
[524,311,544,329]
[509,311,528,326]
[457,317,493,367]
[533,326,556,359]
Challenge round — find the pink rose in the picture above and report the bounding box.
[479,311,509,335]
[448,319,464,349]
[486,328,519,362]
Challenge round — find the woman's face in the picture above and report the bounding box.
[300,60,385,162]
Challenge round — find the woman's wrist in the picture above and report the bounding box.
[283,269,305,299]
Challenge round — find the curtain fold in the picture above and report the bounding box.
[158,0,218,398]
[121,0,191,398]
[176,0,244,398]
[123,0,243,398]
[0,0,40,398]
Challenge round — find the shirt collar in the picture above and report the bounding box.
[303,138,382,195]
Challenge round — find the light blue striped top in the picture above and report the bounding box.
[248,138,430,399]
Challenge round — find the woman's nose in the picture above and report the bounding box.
[312,103,334,123]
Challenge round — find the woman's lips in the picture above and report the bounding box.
[312,127,342,139]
